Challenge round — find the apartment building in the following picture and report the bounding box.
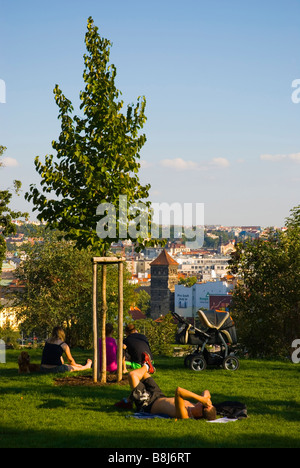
[175,254,230,281]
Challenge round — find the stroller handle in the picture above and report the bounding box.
[172,311,212,339]
[171,312,189,325]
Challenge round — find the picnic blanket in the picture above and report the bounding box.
[125,400,247,422]
[127,412,172,419]
[127,413,238,423]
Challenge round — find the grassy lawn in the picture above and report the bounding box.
[0,349,299,448]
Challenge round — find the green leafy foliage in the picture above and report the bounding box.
[134,313,177,356]
[229,207,300,358]
[12,235,135,347]
[0,146,28,273]
[25,17,158,254]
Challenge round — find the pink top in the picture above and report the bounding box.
[99,337,117,372]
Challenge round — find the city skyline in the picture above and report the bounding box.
[0,1,299,228]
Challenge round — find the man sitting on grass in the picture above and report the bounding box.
[127,353,217,421]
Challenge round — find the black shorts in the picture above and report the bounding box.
[129,377,166,413]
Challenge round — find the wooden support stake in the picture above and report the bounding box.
[117,261,124,382]
[92,256,125,384]
[92,261,98,383]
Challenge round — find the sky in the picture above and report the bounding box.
[0,0,300,228]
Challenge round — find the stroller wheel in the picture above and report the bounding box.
[189,354,207,371]
[222,355,240,371]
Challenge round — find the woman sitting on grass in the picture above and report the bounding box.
[40,326,92,374]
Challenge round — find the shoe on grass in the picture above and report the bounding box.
[142,352,156,374]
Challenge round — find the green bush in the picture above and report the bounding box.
[0,324,20,349]
[134,313,177,356]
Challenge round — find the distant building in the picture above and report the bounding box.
[150,250,179,319]
[174,280,233,319]
[175,254,230,281]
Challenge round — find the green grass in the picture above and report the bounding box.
[0,349,299,448]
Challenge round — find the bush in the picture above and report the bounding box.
[229,223,300,358]
[134,313,177,356]
[0,324,20,349]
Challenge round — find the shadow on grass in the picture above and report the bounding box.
[0,423,299,448]
[37,399,68,409]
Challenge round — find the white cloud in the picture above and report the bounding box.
[289,153,300,162]
[140,160,153,169]
[159,157,230,171]
[160,158,199,171]
[2,157,19,167]
[212,157,230,168]
[260,152,300,163]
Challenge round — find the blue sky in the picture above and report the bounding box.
[0,0,299,227]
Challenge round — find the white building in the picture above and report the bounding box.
[175,254,230,281]
[175,280,233,318]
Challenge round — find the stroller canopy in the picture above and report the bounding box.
[198,310,234,330]
[198,309,237,345]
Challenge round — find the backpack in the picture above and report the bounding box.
[214,401,248,419]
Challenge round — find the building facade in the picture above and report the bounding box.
[174,280,234,319]
[150,250,179,319]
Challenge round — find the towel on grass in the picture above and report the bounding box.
[127,413,238,422]
[127,412,172,419]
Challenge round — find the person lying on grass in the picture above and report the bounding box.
[127,353,217,421]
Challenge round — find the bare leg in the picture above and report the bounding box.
[128,365,150,390]
[68,359,92,372]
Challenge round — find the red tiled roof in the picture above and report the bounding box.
[129,307,146,320]
[150,250,179,266]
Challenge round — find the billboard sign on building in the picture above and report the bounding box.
[209,295,232,311]
[175,281,233,319]
[176,288,194,317]
[0,339,6,363]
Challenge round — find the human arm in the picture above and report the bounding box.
[175,387,212,419]
[61,343,76,366]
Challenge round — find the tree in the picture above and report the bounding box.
[25,17,161,381]
[13,236,134,347]
[229,208,300,358]
[135,289,151,316]
[179,276,197,287]
[0,146,28,273]
[25,17,154,254]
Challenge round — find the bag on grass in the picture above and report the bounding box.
[214,401,248,420]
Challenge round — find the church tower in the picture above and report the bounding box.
[150,250,179,319]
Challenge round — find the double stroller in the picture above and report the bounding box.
[172,310,239,371]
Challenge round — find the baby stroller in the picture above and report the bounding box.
[172,310,239,371]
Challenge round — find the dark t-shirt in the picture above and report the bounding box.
[123,333,152,364]
[130,377,165,413]
[41,342,65,366]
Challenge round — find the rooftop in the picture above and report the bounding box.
[150,249,179,266]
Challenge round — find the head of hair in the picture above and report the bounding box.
[49,326,65,343]
[125,323,136,335]
[203,406,217,421]
[105,323,114,336]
